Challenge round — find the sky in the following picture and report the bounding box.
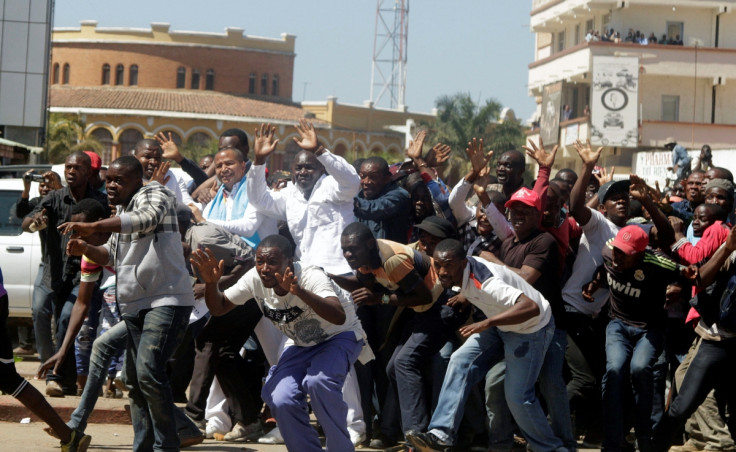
[53,0,537,122]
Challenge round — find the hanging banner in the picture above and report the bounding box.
[540,82,561,145]
[590,56,639,147]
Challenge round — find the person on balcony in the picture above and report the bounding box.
[666,137,692,181]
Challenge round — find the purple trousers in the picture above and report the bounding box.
[262,331,363,452]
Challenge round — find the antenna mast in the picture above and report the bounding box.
[370,0,409,110]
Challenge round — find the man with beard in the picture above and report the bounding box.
[23,152,109,397]
[245,120,369,445]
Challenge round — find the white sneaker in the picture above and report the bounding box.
[258,427,284,444]
[349,428,366,446]
[205,422,227,439]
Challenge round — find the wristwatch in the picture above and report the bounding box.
[381,293,391,305]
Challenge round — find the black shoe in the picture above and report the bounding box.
[405,431,452,452]
[369,432,398,449]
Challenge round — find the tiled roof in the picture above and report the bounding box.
[49,86,317,123]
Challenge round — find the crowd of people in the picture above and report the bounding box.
[1,119,735,452]
[585,28,684,46]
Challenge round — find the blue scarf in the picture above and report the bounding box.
[203,177,260,247]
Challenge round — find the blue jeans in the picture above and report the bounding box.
[75,289,102,376]
[69,321,127,432]
[428,321,564,451]
[602,319,664,452]
[123,306,191,452]
[31,264,55,363]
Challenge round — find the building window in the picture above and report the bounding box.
[52,63,59,84]
[129,65,138,86]
[102,64,110,85]
[556,30,565,52]
[272,75,279,96]
[63,63,70,84]
[120,128,143,156]
[662,95,680,121]
[249,73,256,94]
[191,69,200,89]
[602,13,612,33]
[261,74,268,95]
[176,67,186,89]
[667,21,684,44]
[205,69,215,90]
[115,64,124,85]
[574,24,581,46]
[585,18,595,34]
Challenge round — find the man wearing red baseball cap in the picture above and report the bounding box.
[83,151,105,193]
[481,184,575,451]
[583,224,692,452]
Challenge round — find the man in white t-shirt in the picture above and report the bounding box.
[190,234,365,452]
[562,139,630,442]
[406,239,563,452]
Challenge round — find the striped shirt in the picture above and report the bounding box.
[357,239,443,312]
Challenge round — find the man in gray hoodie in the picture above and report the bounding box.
[60,155,194,452]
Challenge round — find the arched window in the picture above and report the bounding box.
[176,67,186,89]
[119,129,143,156]
[248,73,256,94]
[191,69,200,89]
[271,74,279,96]
[102,64,110,85]
[159,130,182,145]
[62,63,70,84]
[115,64,124,85]
[205,69,215,90]
[129,65,138,86]
[261,74,268,95]
[90,128,113,164]
[52,63,59,84]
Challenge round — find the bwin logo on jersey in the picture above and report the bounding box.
[607,273,641,298]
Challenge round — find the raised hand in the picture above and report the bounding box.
[522,137,558,168]
[573,139,603,166]
[149,161,171,185]
[593,166,615,186]
[41,171,63,190]
[425,143,452,167]
[465,137,494,179]
[629,174,649,202]
[189,248,224,284]
[406,130,428,161]
[254,123,279,165]
[350,287,381,307]
[275,266,300,295]
[292,118,319,152]
[155,132,183,163]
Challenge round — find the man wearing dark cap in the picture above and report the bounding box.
[410,216,457,257]
[482,186,575,451]
[336,222,461,446]
[583,225,690,452]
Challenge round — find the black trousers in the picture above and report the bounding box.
[0,294,27,395]
[185,300,263,424]
[653,336,736,452]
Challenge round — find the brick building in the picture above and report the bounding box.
[48,21,433,168]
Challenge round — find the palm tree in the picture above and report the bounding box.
[46,113,103,163]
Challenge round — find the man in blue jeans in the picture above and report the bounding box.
[583,225,691,452]
[407,239,562,452]
[60,155,194,451]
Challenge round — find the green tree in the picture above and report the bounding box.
[419,93,527,184]
[46,113,103,163]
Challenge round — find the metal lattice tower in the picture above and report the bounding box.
[370,0,409,110]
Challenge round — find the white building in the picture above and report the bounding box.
[527,0,736,184]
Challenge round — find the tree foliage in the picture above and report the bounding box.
[419,93,527,184]
[46,113,103,163]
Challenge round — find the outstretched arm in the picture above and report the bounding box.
[189,248,239,316]
[570,140,603,227]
